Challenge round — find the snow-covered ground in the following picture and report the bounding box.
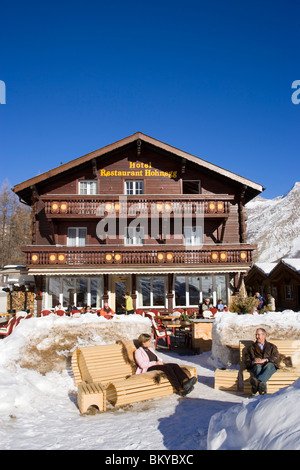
[0,312,300,450]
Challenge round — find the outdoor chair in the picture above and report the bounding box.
[151,318,171,349]
[145,311,156,317]
[0,316,18,337]
[0,311,31,337]
[203,308,216,318]
[69,310,81,317]
[40,310,52,316]
[172,311,182,317]
[145,311,164,326]
[55,309,67,316]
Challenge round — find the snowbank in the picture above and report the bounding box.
[211,310,300,367]
[207,378,300,450]
[0,313,152,374]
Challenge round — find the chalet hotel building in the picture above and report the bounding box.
[13,133,263,315]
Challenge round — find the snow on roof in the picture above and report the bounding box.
[282,258,300,273]
[253,258,300,276]
[254,262,277,275]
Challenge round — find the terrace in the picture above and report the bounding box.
[42,194,233,218]
[23,244,254,267]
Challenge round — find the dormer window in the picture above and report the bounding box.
[79,180,97,195]
[125,180,144,195]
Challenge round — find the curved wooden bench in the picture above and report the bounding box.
[106,373,173,408]
[72,340,197,413]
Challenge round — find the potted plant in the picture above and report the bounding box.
[180,311,191,326]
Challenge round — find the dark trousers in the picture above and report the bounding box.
[148,363,188,391]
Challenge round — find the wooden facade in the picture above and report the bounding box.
[245,259,300,311]
[13,132,263,315]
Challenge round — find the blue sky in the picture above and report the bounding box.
[0,0,299,199]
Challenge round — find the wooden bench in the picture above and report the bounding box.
[77,382,106,413]
[214,368,240,391]
[71,340,197,414]
[214,339,300,395]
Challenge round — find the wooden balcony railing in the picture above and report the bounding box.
[23,244,254,267]
[42,194,233,218]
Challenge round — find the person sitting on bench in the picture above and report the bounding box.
[134,333,197,396]
[244,328,280,395]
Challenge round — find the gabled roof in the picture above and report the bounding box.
[281,258,300,274]
[253,262,277,276]
[272,258,300,276]
[13,132,264,199]
[247,258,300,279]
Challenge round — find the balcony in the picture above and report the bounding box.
[23,244,254,268]
[42,194,233,218]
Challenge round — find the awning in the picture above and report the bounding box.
[28,265,249,276]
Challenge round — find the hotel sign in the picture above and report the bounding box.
[100,162,177,179]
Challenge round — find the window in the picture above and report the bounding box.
[79,180,97,195]
[184,226,203,246]
[285,285,294,300]
[137,276,166,307]
[90,277,104,308]
[139,277,151,306]
[175,276,186,306]
[182,180,201,194]
[62,277,76,307]
[174,275,228,307]
[215,275,227,302]
[76,278,88,306]
[125,180,144,195]
[175,276,201,306]
[189,276,200,305]
[125,226,144,245]
[67,227,87,246]
[46,276,104,309]
[153,277,165,306]
[202,276,213,300]
[48,277,60,308]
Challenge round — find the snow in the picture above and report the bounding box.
[251,258,300,278]
[246,182,300,262]
[254,262,277,275]
[282,258,300,273]
[207,379,300,450]
[1,312,300,450]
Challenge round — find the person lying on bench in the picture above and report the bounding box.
[134,333,197,396]
[244,328,280,395]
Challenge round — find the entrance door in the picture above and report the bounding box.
[111,276,131,314]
